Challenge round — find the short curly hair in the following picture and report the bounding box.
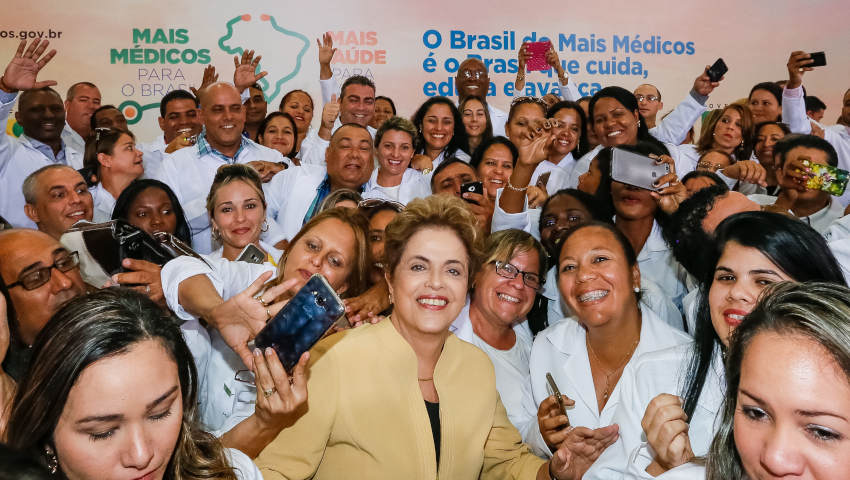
[383,195,484,284]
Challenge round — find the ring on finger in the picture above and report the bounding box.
[256,295,270,307]
[263,387,276,398]
[266,308,271,320]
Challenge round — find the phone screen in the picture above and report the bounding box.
[805,161,848,196]
[252,274,345,371]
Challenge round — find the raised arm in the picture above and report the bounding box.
[317,33,339,105]
[650,65,720,145]
[782,50,815,134]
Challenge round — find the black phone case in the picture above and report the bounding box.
[252,274,345,371]
[809,52,826,67]
[707,58,728,82]
[461,181,484,196]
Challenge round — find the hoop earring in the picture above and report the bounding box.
[261,219,269,232]
[44,445,58,475]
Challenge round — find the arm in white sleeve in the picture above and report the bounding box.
[782,86,811,134]
[491,187,539,238]
[319,73,340,105]
[299,131,330,166]
[556,77,581,102]
[0,91,18,171]
[649,91,707,145]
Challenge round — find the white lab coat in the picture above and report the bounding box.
[152,137,286,253]
[264,163,331,243]
[208,239,283,268]
[516,305,692,461]
[139,134,168,179]
[89,183,116,222]
[0,92,84,229]
[592,343,724,479]
[783,86,850,205]
[625,448,706,480]
[361,167,431,205]
[748,193,845,235]
[162,254,275,434]
[298,117,377,167]
[449,299,533,431]
[637,220,689,310]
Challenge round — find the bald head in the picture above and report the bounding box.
[23,165,93,239]
[198,82,246,156]
[456,58,489,101]
[199,82,241,109]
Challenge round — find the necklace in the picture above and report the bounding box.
[586,336,640,402]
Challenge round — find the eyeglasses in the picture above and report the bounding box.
[460,69,488,80]
[493,261,543,290]
[635,94,660,103]
[4,251,80,291]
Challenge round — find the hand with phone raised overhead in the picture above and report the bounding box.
[642,394,694,475]
[693,62,723,97]
[786,50,816,90]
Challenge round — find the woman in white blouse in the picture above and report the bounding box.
[410,97,471,176]
[360,116,431,205]
[609,212,845,478]
[450,229,546,428]
[516,221,691,477]
[82,127,144,222]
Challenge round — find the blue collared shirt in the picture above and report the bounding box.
[196,130,249,163]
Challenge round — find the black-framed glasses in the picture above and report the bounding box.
[494,261,544,290]
[635,94,660,103]
[4,251,80,291]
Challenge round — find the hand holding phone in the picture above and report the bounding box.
[706,58,728,83]
[251,274,345,372]
[611,147,671,191]
[546,372,570,420]
[461,181,484,204]
[237,243,266,264]
[808,51,826,67]
[803,160,848,196]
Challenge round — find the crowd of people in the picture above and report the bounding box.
[1,33,850,479]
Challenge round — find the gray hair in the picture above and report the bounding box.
[706,281,850,478]
[22,164,75,205]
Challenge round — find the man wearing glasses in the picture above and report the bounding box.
[0,229,86,382]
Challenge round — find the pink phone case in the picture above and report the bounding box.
[526,41,552,72]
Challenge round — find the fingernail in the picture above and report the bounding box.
[253,348,262,357]
[111,274,119,283]
[122,258,131,266]
[265,347,274,356]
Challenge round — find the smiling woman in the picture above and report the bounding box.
[5,288,261,479]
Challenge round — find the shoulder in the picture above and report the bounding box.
[247,140,284,160]
[531,317,581,352]
[225,448,263,480]
[642,307,692,346]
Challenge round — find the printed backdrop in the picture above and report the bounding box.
[2,0,848,140]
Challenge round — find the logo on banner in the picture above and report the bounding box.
[116,14,309,125]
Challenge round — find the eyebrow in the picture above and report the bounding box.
[19,248,68,275]
[76,385,179,424]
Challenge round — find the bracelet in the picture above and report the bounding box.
[0,76,16,93]
[506,179,529,192]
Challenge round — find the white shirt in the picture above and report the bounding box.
[264,163,334,243]
[361,167,430,205]
[162,254,275,433]
[783,86,850,205]
[516,306,692,460]
[152,135,286,253]
[208,239,283,268]
[299,117,377,167]
[0,92,84,228]
[140,134,168,179]
[89,183,116,222]
[593,343,724,478]
[226,447,263,479]
[61,124,85,156]
[636,220,689,310]
[647,92,707,146]
[449,299,534,430]
[748,193,845,235]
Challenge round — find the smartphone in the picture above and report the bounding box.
[251,274,346,371]
[804,160,848,196]
[706,58,728,82]
[611,147,670,191]
[526,40,552,72]
[237,243,266,264]
[545,372,569,421]
[808,51,826,68]
[461,181,484,203]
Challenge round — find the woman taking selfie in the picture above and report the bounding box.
[5,288,262,479]
[206,165,282,265]
[161,207,370,455]
[254,195,617,480]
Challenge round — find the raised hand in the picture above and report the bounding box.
[693,65,721,97]
[190,64,219,97]
[112,258,166,308]
[208,272,299,368]
[641,394,694,474]
[343,280,390,327]
[318,94,340,141]
[233,50,268,92]
[527,185,548,209]
[517,42,531,71]
[549,424,620,480]
[317,32,337,67]
[721,160,768,187]
[1,39,57,92]
[786,50,814,90]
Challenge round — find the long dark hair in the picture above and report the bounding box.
[411,96,468,158]
[6,288,237,479]
[256,111,298,158]
[112,179,192,244]
[459,95,493,154]
[681,211,845,419]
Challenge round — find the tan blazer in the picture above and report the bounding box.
[255,319,545,479]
